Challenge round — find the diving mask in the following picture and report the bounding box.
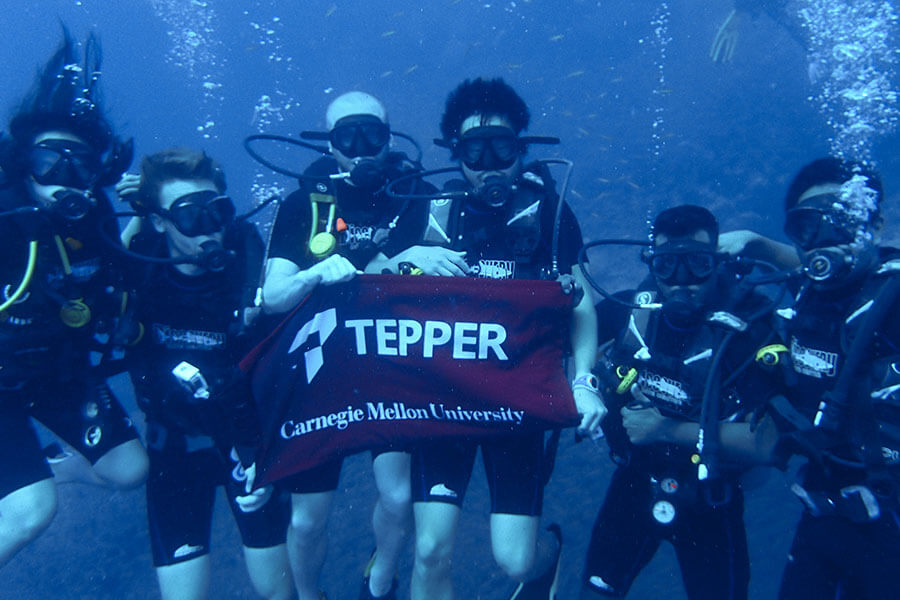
[785,194,856,252]
[647,241,719,285]
[329,115,390,158]
[157,190,235,237]
[28,139,101,189]
[457,126,519,171]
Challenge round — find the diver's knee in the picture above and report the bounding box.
[414,528,453,572]
[494,544,535,581]
[289,497,331,539]
[2,480,58,541]
[378,485,412,518]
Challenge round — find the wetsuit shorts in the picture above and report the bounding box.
[0,379,139,500]
[779,510,900,600]
[410,431,551,516]
[146,437,290,567]
[0,397,53,500]
[582,464,749,600]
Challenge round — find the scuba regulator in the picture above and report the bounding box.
[196,239,234,273]
[48,188,96,221]
[801,243,877,287]
[339,156,386,190]
[475,175,514,209]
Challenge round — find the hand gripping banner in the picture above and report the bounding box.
[244,275,580,486]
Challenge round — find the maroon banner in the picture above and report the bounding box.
[247,275,579,486]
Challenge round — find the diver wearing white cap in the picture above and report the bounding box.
[262,91,445,600]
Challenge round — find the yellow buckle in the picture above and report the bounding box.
[615,366,637,394]
[755,344,788,366]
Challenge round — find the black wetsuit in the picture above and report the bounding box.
[127,221,289,567]
[410,163,584,515]
[0,188,139,500]
[583,283,778,599]
[773,254,900,600]
[267,152,430,493]
[268,153,428,272]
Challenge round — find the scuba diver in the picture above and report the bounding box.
[731,158,900,599]
[118,148,294,600]
[0,30,147,566]
[580,205,780,600]
[406,77,604,600]
[261,91,439,600]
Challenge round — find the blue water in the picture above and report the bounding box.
[0,1,897,598]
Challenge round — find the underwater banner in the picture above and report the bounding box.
[244,274,580,486]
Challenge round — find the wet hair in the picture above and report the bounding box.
[1,28,132,187]
[651,204,719,246]
[439,78,530,144]
[9,28,114,154]
[784,157,883,215]
[138,148,226,211]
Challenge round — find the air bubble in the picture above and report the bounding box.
[799,0,899,165]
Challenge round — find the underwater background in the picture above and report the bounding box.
[1,1,898,598]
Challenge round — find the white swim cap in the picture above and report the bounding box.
[325,92,388,130]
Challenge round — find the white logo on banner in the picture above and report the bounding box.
[288,308,337,383]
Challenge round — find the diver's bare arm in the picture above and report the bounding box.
[261,257,322,314]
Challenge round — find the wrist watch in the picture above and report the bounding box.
[572,373,600,392]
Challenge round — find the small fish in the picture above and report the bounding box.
[596,178,611,183]
[626,180,641,190]
[382,30,396,37]
[578,127,591,137]
[567,70,585,78]
[381,70,394,78]
[549,34,564,42]
[657,88,674,94]
[570,189,584,199]
[404,64,419,75]
[325,4,336,17]
[610,76,624,83]
[506,63,523,70]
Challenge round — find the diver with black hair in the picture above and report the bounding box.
[580,205,780,600]
[729,158,900,599]
[408,77,604,600]
[0,29,147,566]
[262,91,436,600]
[119,147,294,600]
